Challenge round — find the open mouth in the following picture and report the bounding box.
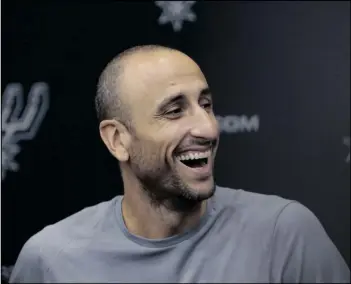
[176,150,211,168]
[180,157,208,168]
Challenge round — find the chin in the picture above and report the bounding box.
[182,177,216,201]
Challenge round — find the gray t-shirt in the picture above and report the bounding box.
[10,186,350,283]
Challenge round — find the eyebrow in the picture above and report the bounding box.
[156,87,212,113]
[199,87,211,97]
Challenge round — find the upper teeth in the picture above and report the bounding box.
[177,150,211,161]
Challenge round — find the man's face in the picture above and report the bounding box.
[122,51,219,203]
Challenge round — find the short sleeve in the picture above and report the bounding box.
[270,201,350,283]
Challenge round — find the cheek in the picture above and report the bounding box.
[133,122,187,160]
[130,137,165,165]
[129,139,172,180]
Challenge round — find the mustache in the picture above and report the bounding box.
[176,137,218,151]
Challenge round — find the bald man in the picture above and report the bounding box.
[10,45,350,283]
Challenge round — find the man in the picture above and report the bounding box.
[10,45,350,283]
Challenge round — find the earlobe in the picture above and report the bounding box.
[117,147,129,162]
[99,120,130,162]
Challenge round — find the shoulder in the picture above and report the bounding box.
[10,197,120,282]
[14,197,118,270]
[272,200,335,248]
[215,187,325,238]
[273,201,320,236]
[270,199,350,282]
[214,185,294,221]
[211,185,300,240]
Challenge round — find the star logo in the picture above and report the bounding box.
[343,136,350,163]
[155,1,197,32]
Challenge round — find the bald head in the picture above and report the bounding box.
[98,44,218,205]
[95,45,180,129]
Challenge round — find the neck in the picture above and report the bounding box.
[120,172,207,239]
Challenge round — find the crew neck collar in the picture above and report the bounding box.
[115,191,216,248]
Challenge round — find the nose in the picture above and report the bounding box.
[188,107,219,140]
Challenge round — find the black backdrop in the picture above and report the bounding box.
[2,0,350,275]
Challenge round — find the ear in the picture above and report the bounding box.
[99,119,130,162]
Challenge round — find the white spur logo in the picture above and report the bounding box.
[1,82,50,180]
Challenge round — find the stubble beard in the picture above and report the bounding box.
[127,137,216,213]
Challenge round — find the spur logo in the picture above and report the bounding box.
[1,82,50,180]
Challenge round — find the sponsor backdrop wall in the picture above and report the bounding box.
[2,1,350,279]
